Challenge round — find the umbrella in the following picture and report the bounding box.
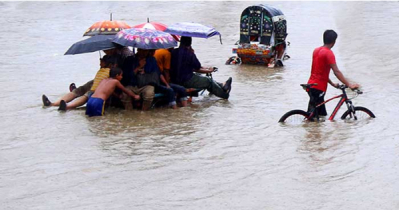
[83,20,131,36]
[164,22,222,44]
[132,19,180,41]
[112,28,177,49]
[133,18,168,31]
[64,35,117,55]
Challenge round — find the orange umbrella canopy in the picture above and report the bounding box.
[84,20,131,36]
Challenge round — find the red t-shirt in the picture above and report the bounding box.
[307,46,336,92]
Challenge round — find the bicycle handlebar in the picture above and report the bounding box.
[300,83,363,94]
[337,84,363,94]
[205,67,218,77]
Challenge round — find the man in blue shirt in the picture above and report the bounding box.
[170,36,232,100]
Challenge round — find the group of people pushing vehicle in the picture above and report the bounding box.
[42,36,233,117]
[43,29,360,119]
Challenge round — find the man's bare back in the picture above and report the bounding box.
[92,78,140,101]
[91,78,118,100]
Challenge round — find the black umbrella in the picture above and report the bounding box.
[64,35,117,55]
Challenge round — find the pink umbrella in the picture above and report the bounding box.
[133,21,167,31]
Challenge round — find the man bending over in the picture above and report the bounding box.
[86,67,140,117]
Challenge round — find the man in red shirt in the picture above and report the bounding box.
[307,30,359,117]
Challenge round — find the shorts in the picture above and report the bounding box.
[121,85,155,110]
[72,80,94,97]
[307,88,327,116]
[86,97,105,117]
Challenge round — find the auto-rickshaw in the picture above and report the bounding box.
[226,4,290,67]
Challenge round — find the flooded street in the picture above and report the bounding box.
[1,1,399,209]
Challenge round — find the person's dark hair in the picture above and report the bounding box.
[101,55,110,61]
[114,43,124,49]
[148,49,155,57]
[323,30,338,45]
[180,36,192,47]
[109,67,122,78]
[101,55,118,66]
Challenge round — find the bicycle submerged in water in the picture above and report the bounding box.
[278,83,375,123]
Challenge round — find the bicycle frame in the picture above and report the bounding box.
[308,88,353,121]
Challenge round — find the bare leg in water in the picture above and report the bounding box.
[62,95,89,110]
[42,92,78,107]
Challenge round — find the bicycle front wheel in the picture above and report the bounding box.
[341,106,376,120]
[279,110,310,124]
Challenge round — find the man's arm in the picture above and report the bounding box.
[134,59,146,74]
[328,78,339,88]
[163,51,172,83]
[163,69,171,83]
[160,74,170,88]
[195,67,215,74]
[331,64,359,89]
[116,81,140,100]
[189,53,202,73]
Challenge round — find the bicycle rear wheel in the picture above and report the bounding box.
[341,106,376,120]
[278,110,310,124]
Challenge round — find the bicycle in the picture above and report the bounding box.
[278,83,375,123]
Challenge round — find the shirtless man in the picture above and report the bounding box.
[86,67,140,117]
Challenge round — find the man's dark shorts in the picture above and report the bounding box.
[86,97,105,117]
[307,88,327,116]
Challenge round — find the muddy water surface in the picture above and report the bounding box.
[1,1,398,210]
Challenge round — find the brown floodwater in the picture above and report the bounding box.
[1,1,398,210]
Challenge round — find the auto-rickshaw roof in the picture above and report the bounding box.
[242,4,284,18]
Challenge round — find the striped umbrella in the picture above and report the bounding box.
[133,18,179,41]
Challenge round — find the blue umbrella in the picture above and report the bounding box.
[64,35,116,55]
[112,28,178,49]
[164,22,222,44]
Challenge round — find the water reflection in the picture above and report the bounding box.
[233,64,285,83]
[86,105,226,159]
[300,123,337,165]
[298,122,366,186]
